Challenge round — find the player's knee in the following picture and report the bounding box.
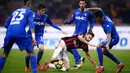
[38,44,44,52]
[102,49,108,54]
[2,52,8,58]
[39,48,44,52]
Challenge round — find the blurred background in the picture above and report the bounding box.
[0,0,130,26]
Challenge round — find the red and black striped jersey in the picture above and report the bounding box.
[61,34,89,52]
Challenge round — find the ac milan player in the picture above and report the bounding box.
[43,31,99,71]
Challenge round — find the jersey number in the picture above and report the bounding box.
[11,11,25,21]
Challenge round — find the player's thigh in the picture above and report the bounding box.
[3,36,15,56]
[109,39,119,49]
[57,40,66,48]
[37,44,44,51]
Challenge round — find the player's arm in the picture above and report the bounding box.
[64,11,75,25]
[78,34,97,47]
[85,51,99,69]
[85,7,102,11]
[106,33,111,50]
[4,15,12,29]
[88,11,94,31]
[28,11,36,45]
[105,24,112,50]
[46,16,67,35]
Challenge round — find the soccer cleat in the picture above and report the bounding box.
[50,58,59,63]
[43,62,49,71]
[96,67,104,73]
[37,64,43,70]
[116,63,124,73]
[70,65,80,70]
[25,67,30,72]
[79,57,85,67]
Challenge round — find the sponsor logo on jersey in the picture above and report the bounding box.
[34,22,45,25]
[75,16,86,20]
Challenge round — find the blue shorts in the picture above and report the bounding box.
[3,36,34,54]
[36,36,44,45]
[101,38,119,49]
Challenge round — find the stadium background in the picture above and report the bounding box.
[0,0,130,73]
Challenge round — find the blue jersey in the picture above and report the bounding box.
[68,9,94,34]
[101,11,119,39]
[4,8,35,37]
[27,12,61,37]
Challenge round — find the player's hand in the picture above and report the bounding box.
[105,44,109,51]
[88,29,92,33]
[32,38,36,46]
[61,30,68,35]
[64,20,69,25]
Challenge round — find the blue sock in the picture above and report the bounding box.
[0,57,6,72]
[69,49,80,65]
[97,48,103,66]
[25,56,30,67]
[104,52,121,65]
[37,51,43,64]
[30,55,37,73]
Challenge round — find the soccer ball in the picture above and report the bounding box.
[54,60,64,69]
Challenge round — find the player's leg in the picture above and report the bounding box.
[69,49,84,69]
[0,37,14,72]
[37,44,44,70]
[102,39,124,72]
[16,37,37,73]
[25,53,30,71]
[51,40,65,59]
[60,48,70,71]
[96,43,105,73]
[43,40,65,71]
[36,36,44,70]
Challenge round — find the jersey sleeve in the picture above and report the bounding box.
[105,23,112,33]
[87,11,94,30]
[28,11,35,29]
[81,44,89,52]
[46,15,61,30]
[67,11,76,24]
[4,15,12,29]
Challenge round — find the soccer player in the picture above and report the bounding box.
[43,32,99,71]
[24,4,67,71]
[64,0,94,69]
[0,0,37,73]
[87,8,124,73]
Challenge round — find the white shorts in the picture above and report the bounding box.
[57,40,69,61]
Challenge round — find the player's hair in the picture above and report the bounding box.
[94,10,103,18]
[80,0,87,3]
[24,0,31,5]
[87,31,95,37]
[37,4,46,10]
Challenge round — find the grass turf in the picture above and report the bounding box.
[0,49,130,73]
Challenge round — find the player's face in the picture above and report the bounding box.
[95,17,102,23]
[85,34,93,42]
[38,8,45,16]
[79,1,86,10]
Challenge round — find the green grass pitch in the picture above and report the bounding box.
[0,49,130,73]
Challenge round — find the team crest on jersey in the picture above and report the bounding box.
[84,13,87,16]
[75,12,80,14]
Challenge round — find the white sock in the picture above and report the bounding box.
[49,63,56,68]
[59,67,66,71]
[99,66,104,68]
[76,64,80,67]
[52,47,62,59]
